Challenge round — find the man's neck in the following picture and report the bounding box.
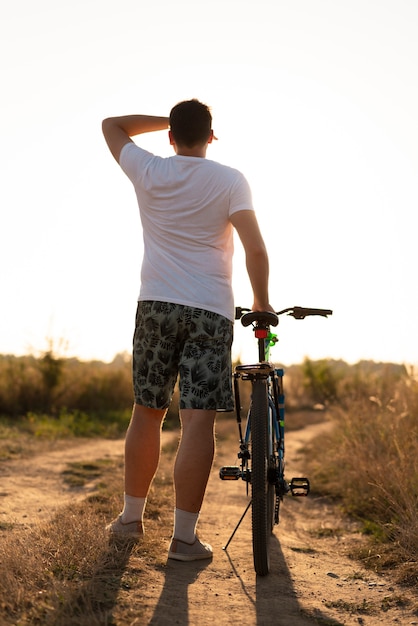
[175,144,208,158]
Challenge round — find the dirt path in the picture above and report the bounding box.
[0,437,125,523]
[1,422,417,625]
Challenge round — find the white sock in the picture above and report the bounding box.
[121,494,147,524]
[173,508,200,543]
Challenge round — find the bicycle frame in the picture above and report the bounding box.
[232,339,289,510]
[220,305,332,574]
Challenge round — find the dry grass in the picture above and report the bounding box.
[307,375,418,585]
[0,447,175,625]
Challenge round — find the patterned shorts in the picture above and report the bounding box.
[132,301,234,411]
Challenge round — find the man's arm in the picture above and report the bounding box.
[230,210,274,312]
[102,115,170,162]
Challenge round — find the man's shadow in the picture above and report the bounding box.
[224,533,339,626]
[149,558,211,625]
[148,534,336,626]
[53,536,136,624]
[254,534,341,626]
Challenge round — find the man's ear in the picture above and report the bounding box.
[208,130,218,143]
[168,130,175,145]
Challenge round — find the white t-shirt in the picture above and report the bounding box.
[119,142,254,321]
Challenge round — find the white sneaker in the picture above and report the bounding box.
[106,514,144,539]
[168,537,213,562]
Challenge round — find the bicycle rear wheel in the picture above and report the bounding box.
[251,378,273,576]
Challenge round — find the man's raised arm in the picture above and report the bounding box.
[102,115,169,162]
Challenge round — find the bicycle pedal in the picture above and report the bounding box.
[290,477,310,496]
[219,466,241,481]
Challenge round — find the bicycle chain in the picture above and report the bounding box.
[274,491,280,524]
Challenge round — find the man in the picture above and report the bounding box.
[102,99,273,561]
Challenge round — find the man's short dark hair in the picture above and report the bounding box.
[169,99,212,148]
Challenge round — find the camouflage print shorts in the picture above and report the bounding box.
[132,301,234,411]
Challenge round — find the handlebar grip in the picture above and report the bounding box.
[235,306,250,320]
[292,307,333,319]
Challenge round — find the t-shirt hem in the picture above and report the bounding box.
[137,295,234,322]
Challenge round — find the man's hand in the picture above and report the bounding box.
[102,115,169,162]
[252,300,276,313]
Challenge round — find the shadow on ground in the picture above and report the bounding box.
[255,535,342,625]
[149,559,212,625]
[53,536,136,625]
[146,535,339,626]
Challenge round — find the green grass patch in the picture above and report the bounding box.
[309,527,345,539]
[289,546,317,554]
[301,609,344,625]
[325,598,375,615]
[62,459,115,488]
[0,410,131,462]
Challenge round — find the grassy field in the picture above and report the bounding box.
[305,363,418,586]
[0,353,416,623]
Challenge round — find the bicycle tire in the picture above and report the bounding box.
[251,378,272,576]
[267,410,276,533]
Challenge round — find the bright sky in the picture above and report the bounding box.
[1,0,417,367]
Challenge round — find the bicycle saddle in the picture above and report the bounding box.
[240,311,279,327]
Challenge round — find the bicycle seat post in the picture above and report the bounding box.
[255,324,270,363]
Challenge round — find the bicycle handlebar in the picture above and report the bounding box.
[235,306,333,326]
[277,306,333,319]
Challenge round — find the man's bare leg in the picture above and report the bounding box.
[124,403,166,497]
[174,408,216,512]
[107,403,165,534]
[169,408,216,557]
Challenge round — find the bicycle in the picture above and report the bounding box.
[219,305,333,576]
